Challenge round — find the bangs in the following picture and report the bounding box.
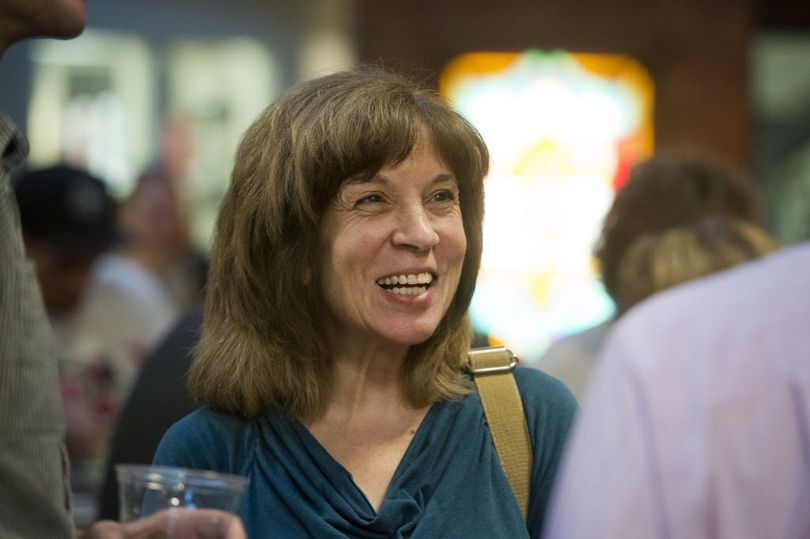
[328,109,420,184]
[421,105,489,191]
[291,72,487,223]
[293,78,423,218]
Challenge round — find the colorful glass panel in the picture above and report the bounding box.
[441,50,654,360]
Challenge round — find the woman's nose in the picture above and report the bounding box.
[391,206,440,251]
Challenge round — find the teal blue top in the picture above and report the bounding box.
[154,367,577,538]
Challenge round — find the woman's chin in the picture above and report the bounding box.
[383,324,440,347]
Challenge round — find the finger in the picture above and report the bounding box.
[169,509,245,539]
[85,509,246,539]
[224,515,246,539]
[82,520,126,539]
[119,511,171,538]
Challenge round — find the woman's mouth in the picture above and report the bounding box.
[376,272,434,296]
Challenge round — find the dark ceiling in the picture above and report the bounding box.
[757,0,810,28]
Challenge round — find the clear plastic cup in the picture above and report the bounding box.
[115,464,249,536]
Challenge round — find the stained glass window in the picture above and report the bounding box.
[441,50,654,360]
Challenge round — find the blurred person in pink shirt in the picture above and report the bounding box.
[545,241,810,538]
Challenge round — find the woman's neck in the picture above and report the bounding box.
[327,341,410,412]
[304,338,431,512]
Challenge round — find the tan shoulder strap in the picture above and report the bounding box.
[467,346,532,521]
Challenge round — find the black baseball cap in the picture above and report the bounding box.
[12,164,121,252]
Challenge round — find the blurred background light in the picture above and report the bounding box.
[27,30,153,198]
[441,50,654,360]
[25,31,279,252]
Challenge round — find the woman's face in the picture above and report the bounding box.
[319,132,467,351]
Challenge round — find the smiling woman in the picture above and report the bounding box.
[187,69,489,421]
[153,68,577,538]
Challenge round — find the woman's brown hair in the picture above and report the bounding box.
[188,68,489,419]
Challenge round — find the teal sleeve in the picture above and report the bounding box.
[0,123,73,539]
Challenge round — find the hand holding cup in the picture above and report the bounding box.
[107,465,249,539]
[84,508,246,538]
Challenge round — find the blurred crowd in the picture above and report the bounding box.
[11,151,207,524]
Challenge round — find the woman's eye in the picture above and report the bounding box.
[356,193,384,205]
[431,189,458,203]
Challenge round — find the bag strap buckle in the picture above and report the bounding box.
[466,346,518,375]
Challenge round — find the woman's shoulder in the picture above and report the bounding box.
[177,406,249,426]
[514,366,577,406]
[463,365,577,418]
[155,407,257,474]
[513,366,578,436]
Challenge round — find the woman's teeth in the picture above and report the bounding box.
[389,285,427,296]
[376,272,433,295]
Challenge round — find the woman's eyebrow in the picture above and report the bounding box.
[347,175,388,186]
[432,174,458,185]
[344,173,457,188]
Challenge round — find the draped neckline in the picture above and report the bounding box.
[285,402,441,515]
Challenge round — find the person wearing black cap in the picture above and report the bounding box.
[13,164,179,524]
[13,165,122,315]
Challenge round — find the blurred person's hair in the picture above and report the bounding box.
[615,217,779,313]
[189,68,489,419]
[595,153,765,313]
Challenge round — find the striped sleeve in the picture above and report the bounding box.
[0,113,74,538]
